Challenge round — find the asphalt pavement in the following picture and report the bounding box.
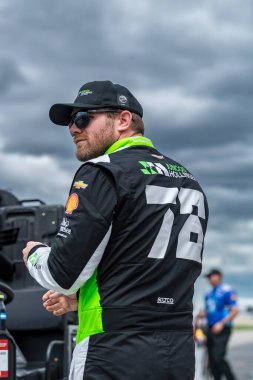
[195,330,253,380]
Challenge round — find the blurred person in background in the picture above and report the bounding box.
[203,268,239,380]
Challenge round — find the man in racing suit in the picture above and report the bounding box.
[23,80,208,380]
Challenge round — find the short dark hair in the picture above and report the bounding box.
[106,110,144,135]
[131,112,144,135]
[205,269,222,278]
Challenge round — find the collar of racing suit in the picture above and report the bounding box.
[105,136,155,155]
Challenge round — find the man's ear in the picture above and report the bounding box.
[116,110,132,132]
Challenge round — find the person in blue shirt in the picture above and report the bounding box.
[204,268,239,380]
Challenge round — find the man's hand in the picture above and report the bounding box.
[211,321,224,334]
[23,241,43,265]
[42,290,78,316]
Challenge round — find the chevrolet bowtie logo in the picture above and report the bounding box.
[73,181,88,189]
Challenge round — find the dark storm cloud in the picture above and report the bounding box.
[148,107,252,151]
[0,0,253,290]
[0,59,26,93]
[172,143,253,189]
[1,0,252,157]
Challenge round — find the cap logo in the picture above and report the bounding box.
[118,95,127,104]
[78,89,93,96]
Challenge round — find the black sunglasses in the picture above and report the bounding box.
[69,109,121,129]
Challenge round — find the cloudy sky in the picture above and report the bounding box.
[1,0,252,300]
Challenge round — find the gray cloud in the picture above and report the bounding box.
[0,59,26,94]
[0,0,252,297]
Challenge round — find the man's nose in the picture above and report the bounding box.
[69,122,82,135]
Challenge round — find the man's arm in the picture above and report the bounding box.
[212,306,239,333]
[196,309,206,319]
[23,241,46,265]
[212,289,239,334]
[23,163,117,295]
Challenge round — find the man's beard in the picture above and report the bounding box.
[75,121,116,162]
[76,142,107,161]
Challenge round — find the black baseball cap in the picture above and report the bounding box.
[205,269,223,278]
[49,80,143,126]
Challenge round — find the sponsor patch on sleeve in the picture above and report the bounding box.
[65,193,79,214]
[73,180,88,190]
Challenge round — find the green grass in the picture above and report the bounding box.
[234,325,253,331]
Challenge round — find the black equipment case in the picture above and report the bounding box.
[0,190,77,380]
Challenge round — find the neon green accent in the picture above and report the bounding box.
[76,270,103,344]
[79,89,92,95]
[28,251,40,265]
[139,161,157,175]
[139,161,189,176]
[166,164,187,173]
[139,161,151,175]
[105,136,155,155]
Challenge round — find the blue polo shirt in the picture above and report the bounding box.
[205,283,237,327]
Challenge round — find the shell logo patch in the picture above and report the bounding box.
[65,193,79,214]
[74,180,88,189]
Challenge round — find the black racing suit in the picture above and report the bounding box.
[27,137,209,380]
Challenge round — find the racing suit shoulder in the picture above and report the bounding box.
[27,160,118,295]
